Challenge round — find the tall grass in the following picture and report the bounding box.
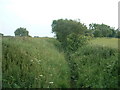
[70,45,118,88]
[2,37,119,88]
[89,37,119,49]
[2,37,70,88]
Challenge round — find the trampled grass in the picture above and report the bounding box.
[2,37,119,88]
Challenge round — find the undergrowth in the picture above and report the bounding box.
[2,37,119,88]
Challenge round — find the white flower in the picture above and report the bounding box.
[49,82,54,84]
[38,60,41,63]
[30,60,33,62]
[39,75,43,77]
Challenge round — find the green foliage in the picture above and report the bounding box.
[89,23,117,37]
[0,33,3,36]
[2,37,70,88]
[2,37,119,88]
[51,19,87,47]
[14,27,29,36]
[84,29,94,37]
[69,44,119,88]
[66,37,119,88]
[116,29,120,38]
[93,29,103,37]
[66,33,89,52]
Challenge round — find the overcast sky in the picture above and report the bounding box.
[0,0,119,37]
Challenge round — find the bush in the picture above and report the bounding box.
[51,19,87,47]
[66,33,90,52]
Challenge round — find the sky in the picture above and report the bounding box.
[0,0,119,37]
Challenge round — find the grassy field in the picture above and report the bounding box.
[89,37,119,49]
[2,37,119,88]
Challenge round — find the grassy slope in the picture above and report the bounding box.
[2,37,119,88]
[2,37,70,88]
[71,38,119,88]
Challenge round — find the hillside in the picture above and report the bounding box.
[2,37,119,88]
[2,37,70,88]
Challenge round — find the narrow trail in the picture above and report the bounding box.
[65,53,79,88]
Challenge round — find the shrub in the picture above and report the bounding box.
[66,33,89,52]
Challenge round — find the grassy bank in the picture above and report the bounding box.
[2,37,119,88]
[2,37,70,88]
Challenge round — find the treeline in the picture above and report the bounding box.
[88,23,120,38]
[1,19,120,38]
[51,19,120,52]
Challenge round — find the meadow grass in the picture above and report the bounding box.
[71,45,118,88]
[65,37,119,88]
[89,37,119,49]
[69,37,119,88]
[2,37,70,88]
[2,37,119,88]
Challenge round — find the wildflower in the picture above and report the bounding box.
[39,75,43,77]
[30,60,33,62]
[49,82,54,84]
[38,60,41,63]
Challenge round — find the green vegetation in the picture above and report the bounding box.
[2,37,70,88]
[51,19,88,50]
[0,33,3,36]
[89,38,119,49]
[70,39,119,88]
[2,37,119,88]
[2,19,119,88]
[89,23,119,38]
[14,27,29,36]
[66,34,89,52]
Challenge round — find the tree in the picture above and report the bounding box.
[108,28,117,37]
[52,19,87,48]
[93,29,102,37]
[14,27,29,36]
[116,29,120,38]
[89,23,116,37]
[0,33,3,36]
[52,19,87,51]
